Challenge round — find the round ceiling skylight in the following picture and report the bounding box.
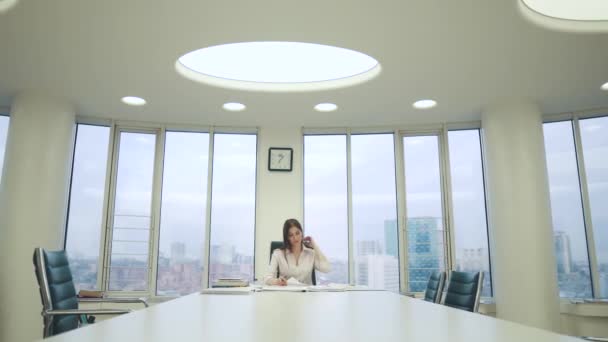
[519,0,608,32]
[601,82,608,91]
[176,42,381,92]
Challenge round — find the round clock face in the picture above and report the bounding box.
[270,149,292,170]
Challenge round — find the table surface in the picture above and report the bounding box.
[43,291,581,342]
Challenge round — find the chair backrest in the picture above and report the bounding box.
[444,271,484,312]
[269,241,316,285]
[423,271,446,303]
[33,247,79,337]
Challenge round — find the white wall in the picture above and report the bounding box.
[254,126,303,281]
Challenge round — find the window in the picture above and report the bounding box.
[579,117,608,298]
[157,132,210,296]
[65,124,111,291]
[0,115,9,184]
[543,121,593,297]
[108,132,157,291]
[447,130,493,297]
[304,135,349,284]
[64,125,258,295]
[351,134,399,292]
[403,136,446,293]
[208,133,257,284]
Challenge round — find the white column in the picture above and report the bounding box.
[0,92,75,342]
[482,100,560,331]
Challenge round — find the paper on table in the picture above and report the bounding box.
[286,277,304,286]
[307,283,348,292]
[201,287,254,295]
[260,286,308,292]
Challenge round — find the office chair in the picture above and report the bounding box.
[33,247,148,338]
[443,270,484,312]
[423,271,446,303]
[269,241,316,285]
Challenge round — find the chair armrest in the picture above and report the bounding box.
[78,297,149,307]
[44,309,130,316]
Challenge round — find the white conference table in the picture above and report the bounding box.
[43,290,581,342]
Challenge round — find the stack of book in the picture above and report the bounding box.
[212,278,249,288]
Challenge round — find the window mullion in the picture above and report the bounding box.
[440,126,456,274]
[572,117,601,298]
[394,130,408,293]
[102,123,122,292]
[96,123,116,291]
[149,127,166,296]
[202,128,215,289]
[346,129,354,285]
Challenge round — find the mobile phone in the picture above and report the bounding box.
[303,237,313,248]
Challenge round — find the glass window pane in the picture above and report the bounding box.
[579,116,608,298]
[65,124,111,291]
[448,130,492,297]
[304,135,348,284]
[403,136,445,292]
[0,115,9,184]
[109,132,157,291]
[156,132,209,296]
[543,121,593,298]
[208,134,257,284]
[351,134,399,292]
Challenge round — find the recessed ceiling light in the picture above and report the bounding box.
[314,103,338,112]
[601,82,608,91]
[223,102,246,111]
[176,42,381,92]
[121,96,146,106]
[413,99,437,110]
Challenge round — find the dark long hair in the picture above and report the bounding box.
[282,218,303,251]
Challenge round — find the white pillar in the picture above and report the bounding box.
[0,92,75,342]
[482,100,560,331]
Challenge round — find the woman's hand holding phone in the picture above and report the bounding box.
[303,236,315,249]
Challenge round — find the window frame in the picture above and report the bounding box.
[544,110,608,298]
[65,118,257,297]
[303,123,493,296]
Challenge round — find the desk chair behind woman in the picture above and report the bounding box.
[264,219,331,285]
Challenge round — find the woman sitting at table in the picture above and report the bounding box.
[264,218,331,286]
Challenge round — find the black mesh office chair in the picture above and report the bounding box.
[33,247,147,338]
[423,271,446,303]
[443,271,484,312]
[269,241,316,285]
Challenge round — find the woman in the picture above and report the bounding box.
[264,218,331,285]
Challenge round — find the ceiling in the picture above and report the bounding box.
[0,0,607,127]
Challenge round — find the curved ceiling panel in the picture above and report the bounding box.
[520,0,608,32]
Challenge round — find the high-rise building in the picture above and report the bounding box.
[170,242,186,264]
[407,217,444,292]
[554,231,573,274]
[384,219,398,258]
[600,272,608,298]
[456,248,489,272]
[356,254,399,292]
[357,240,382,256]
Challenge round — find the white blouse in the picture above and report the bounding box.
[263,246,331,285]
